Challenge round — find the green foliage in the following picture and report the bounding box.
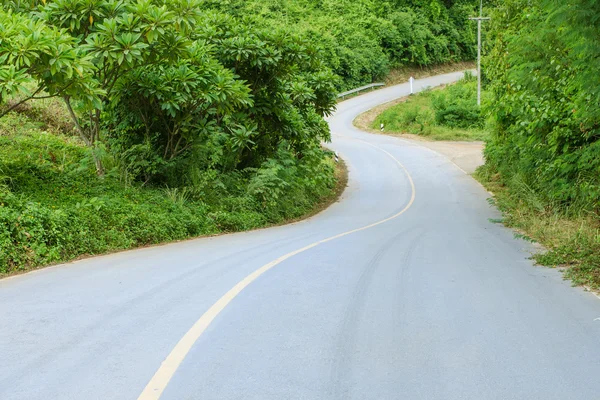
[431,72,482,128]
[107,19,338,181]
[108,56,253,175]
[483,0,600,211]
[196,0,478,90]
[373,75,487,141]
[247,143,335,220]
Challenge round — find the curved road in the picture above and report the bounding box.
[1,72,599,400]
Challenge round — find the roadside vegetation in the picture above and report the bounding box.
[0,0,478,274]
[0,104,341,274]
[477,0,600,290]
[373,73,488,141]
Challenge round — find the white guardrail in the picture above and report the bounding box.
[338,82,385,99]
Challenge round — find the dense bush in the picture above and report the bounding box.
[431,73,482,128]
[483,0,600,211]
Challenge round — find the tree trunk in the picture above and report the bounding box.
[63,96,105,177]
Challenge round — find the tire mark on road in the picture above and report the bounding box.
[330,229,424,399]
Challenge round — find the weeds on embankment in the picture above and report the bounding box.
[476,165,600,291]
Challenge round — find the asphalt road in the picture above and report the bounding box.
[1,72,599,400]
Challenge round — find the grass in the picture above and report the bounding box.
[476,165,600,291]
[370,83,489,142]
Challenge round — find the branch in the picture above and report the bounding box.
[63,96,92,147]
[105,65,122,97]
[172,142,192,159]
[0,86,45,118]
[171,133,185,160]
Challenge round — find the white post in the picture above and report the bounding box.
[409,77,414,94]
[477,18,481,106]
[469,1,489,107]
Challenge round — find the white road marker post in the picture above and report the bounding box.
[380,123,384,132]
[409,76,414,95]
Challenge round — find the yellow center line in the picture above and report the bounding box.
[137,139,416,400]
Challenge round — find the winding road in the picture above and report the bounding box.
[1,72,599,400]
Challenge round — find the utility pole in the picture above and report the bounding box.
[469,0,490,106]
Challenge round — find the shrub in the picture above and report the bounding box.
[431,75,483,129]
